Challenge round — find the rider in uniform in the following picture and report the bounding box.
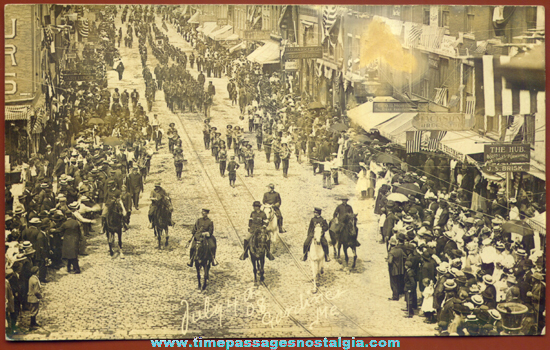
[148,182,173,229]
[240,201,275,261]
[262,184,286,233]
[333,197,354,222]
[302,208,330,262]
[187,209,218,267]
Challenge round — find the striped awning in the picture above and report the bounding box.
[5,105,31,121]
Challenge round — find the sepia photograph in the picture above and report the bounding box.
[4,3,546,342]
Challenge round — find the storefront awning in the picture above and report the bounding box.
[348,102,401,131]
[247,40,280,65]
[224,33,239,41]
[5,105,31,121]
[202,22,219,36]
[209,25,233,40]
[229,41,246,53]
[375,113,418,145]
[188,12,200,24]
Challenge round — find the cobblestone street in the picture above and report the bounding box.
[11,11,435,341]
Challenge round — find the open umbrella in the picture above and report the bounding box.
[352,134,373,143]
[329,123,348,133]
[101,136,124,147]
[308,101,325,110]
[88,118,105,125]
[386,193,409,202]
[375,153,401,165]
[395,183,422,196]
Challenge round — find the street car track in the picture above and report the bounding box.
[175,112,316,337]
[176,110,373,337]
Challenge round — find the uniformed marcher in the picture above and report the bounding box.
[302,207,330,262]
[227,156,239,187]
[244,144,255,177]
[240,201,275,261]
[218,145,228,177]
[187,209,218,267]
[262,184,286,233]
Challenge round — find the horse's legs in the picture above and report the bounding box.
[196,265,202,290]
[337,241,342,259]
[202,264,209,291]
[352,248,357,269]
[343,246,349,266]
[259,258,265,282]
[165,227,169,247]
[107,232,114,256]
[118,230,123,250]
[251,258,257,282]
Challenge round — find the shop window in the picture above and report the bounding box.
[442,11,450,28]
[486,115,496,134]
[423,10,430,25]
[467,14,475,33]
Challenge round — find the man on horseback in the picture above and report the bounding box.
[302,208,330,262]
[262,184,286,233]
[334,197,354,220]
[148,182,173,229]
[101,180,125,219]
[187,209,218,267]
[240,201,275,261]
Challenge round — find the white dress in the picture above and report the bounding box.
[421,285,436,313]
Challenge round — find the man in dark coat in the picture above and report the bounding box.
[404,260,417,318]
[126,166,143,210]
[116,61,125,80]
[302,207,330,262]
[57,210,85,273]
[240,201,274,261]
[187,209,217,267]
[262,184,285,233]
[387,236,405,301]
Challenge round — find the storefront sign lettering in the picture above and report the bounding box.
[5,5,35,101]
[484,143,531,163]
[412,113,468,131]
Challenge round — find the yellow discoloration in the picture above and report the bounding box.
[360,18,416,73]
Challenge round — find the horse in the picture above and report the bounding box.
[193,234,213,290]
[309,224,325,293]
[151,198,170,249]
[249,228,269,283]
[330,213,359,268]
[104,200,125,258]
[262,204,279,252]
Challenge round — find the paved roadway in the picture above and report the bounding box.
[12,13,434,340]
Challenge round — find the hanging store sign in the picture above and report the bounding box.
[285,60,298,71]
[5,5,35,101]
[483,163,530,172]
[283,46,323,60]
[428,53,440,69]
[242,30,271,41]
[412,113,469,131]
[373,101,429,113]
[484,143,531,163]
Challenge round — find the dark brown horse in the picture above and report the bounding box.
[249,228,269,283]
[104,200,125,258]
[330,213,360,268]
[193,235,213,291]
[151,198,171,249]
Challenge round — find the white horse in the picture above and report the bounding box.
[262,204,279,252]
[309,224,325,293]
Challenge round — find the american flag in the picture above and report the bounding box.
[427,131,447,151]
[79,18,89,38]
[434,87,448,106]
[323,6,338,36]
[406,23,423,48]
[406,131,422,153]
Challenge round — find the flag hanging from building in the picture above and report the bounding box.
[406,131,422,153]
[322,5,338,40]
[79,18,89,38]
[405,23,423,48]
[427,130,447,151]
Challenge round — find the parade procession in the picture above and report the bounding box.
[4,4,546,340]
